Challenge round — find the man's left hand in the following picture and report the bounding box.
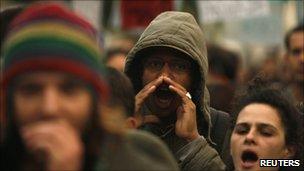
[164,77,200,142]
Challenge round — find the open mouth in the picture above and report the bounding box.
[241,150,258,168]
[154,83,175,107]
[156,84,174,98]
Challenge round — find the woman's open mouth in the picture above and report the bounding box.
[241,150,259,169]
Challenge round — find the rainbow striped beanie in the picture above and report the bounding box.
[1,2,108,100]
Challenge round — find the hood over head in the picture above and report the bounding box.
[124,11,212,142]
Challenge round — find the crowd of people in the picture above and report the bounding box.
[0,2,303,171]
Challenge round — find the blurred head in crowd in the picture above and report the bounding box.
[284,24,304,83]
[1,3,108,170]
[230,76,303,171]
[107,33,136,52]
[0,5,24,69]
[207,44,240,83]
[207,44,240,113]
[0,5,24,49]
[103,33,137,72]
[104,48,128,72]
[105,67,138,128]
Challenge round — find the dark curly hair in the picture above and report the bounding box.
[231,75,303,165]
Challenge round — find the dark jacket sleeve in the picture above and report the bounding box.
[176,137,226,171]
[209,108,234,170]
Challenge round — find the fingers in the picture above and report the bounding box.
[21,120,82,155]
[136,76,163,100]
[142,76,164,92]
[169,85,191,102]
[135,86,156,113]
[135,76,164,113]
[163,77,187,93]
[164,77,192,102]
[21,120,84,170]
[136,85,156,103]
[22,120,77,141]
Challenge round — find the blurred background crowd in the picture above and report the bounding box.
[0,1,303,170]
[1,0,303,114]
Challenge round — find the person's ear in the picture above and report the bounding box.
[283,145,296,159]
[125,117,137,129]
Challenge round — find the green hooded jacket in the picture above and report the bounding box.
[124,11,228,171]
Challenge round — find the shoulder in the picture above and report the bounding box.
[127,130,179,170]
[126,129,162,145]
[210,107,230,130]
[210,107,230,119]
[126,129,175,158]
[96,130,179,171]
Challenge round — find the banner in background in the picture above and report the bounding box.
[121,0,173,30]
[72,0,102,31]
[198,1,270,23]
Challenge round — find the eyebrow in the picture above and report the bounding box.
[235,122,249,127]
[257,123,278,131]
[235,122,278,131]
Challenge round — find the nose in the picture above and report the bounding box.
[244,128,257,145]
[40,87,60,119]
[160,63,173,78]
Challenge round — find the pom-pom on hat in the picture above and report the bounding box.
[1,2,108,100]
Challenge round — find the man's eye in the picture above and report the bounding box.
[151,61,162,67]
[172,62,190,72]
[175,64,186,71]
[146,60,163,69]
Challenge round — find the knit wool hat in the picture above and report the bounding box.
[1,2,108,100]
[0,3,110,143]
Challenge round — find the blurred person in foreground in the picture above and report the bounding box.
[283,24,304,104]
[230,76,303,171]
[0,3,179,171]
[124,11,228,170]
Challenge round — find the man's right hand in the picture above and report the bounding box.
[134,76,164,116]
